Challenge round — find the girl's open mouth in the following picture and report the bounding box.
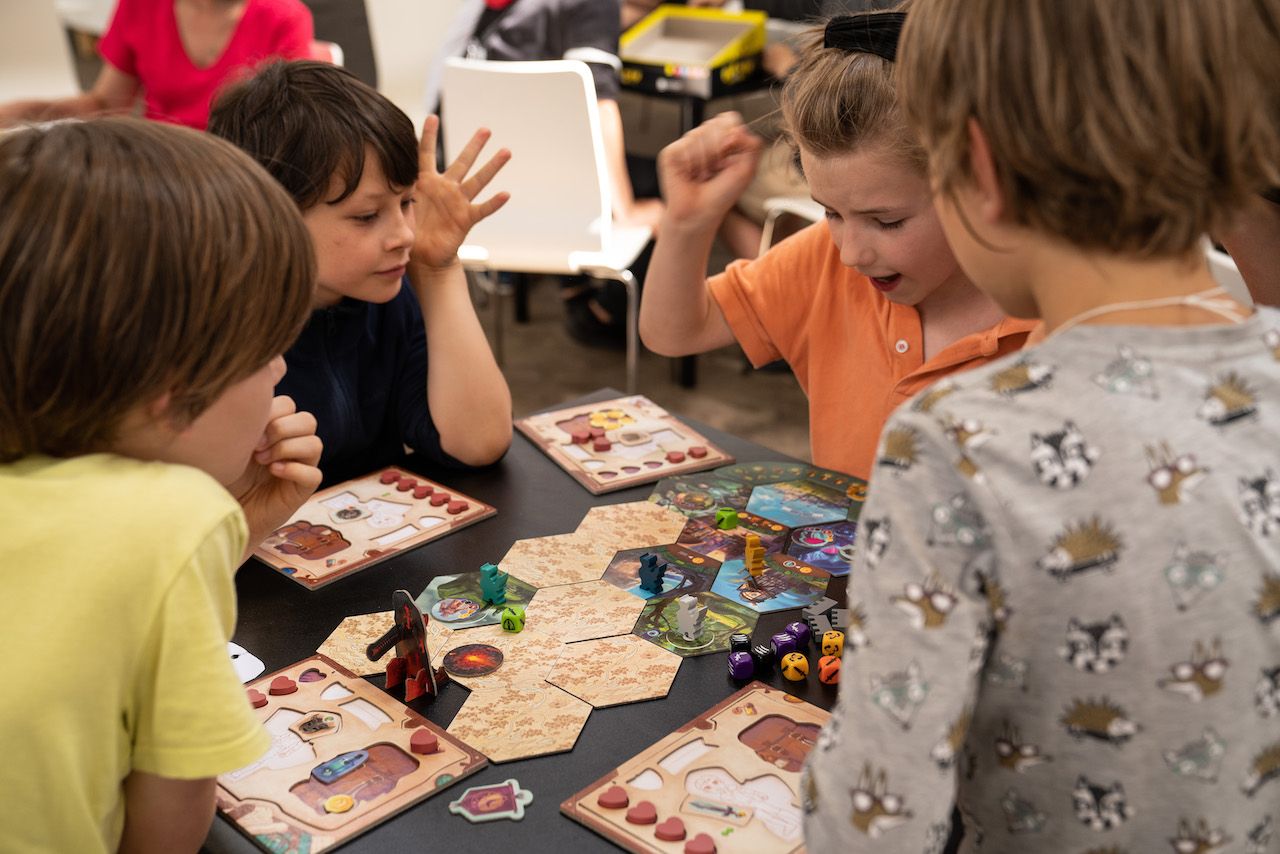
[870,274,901,292]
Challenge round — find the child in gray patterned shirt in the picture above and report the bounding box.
[803,1,1280,852]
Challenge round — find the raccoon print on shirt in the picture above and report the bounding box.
[869,660,929,729]
[1093,346,1158,397]
[1256,666,1280,718]
[1163,728,1227,783]
[1072,776,1134,831]
[1030,420,1100,489]
[1059,614,1129,673]
[1163,544,1225,611]
[1239,470,1280,537]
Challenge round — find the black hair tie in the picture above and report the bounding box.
[823,12,907,62]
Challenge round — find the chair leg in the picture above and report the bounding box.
[468,269,506,366]
[585,267,640,394]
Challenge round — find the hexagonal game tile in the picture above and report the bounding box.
[447,682,592,763]
[414,571,536,630]
[526,580,646,643]
[547,634,682,707]
[430,624,565,691]
[711,554,831,613]
[747,479,855,528]
[575,500,688,551]
[676,510,789,563]
[648,474,753,518]
[714,460,812,485]
[601,544,720,600]
[499,532,615,588]
[786,520,859,575]
[633,591,758,657]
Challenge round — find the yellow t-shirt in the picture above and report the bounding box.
[0,454,271,853]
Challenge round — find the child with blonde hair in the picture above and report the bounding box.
[640,7,1035,479]
[0,118,321,851]
[804,1,1280,850]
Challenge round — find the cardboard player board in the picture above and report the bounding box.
[515,396,734,495]
[253,467,496,590]
[562,682,829,853]
[217,655,486,854]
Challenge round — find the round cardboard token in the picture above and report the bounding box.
[442,643,504,677]
[324,794,355,814]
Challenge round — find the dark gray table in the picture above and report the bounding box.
[210,389,844,853]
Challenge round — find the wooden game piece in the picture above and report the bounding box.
[324,794,356,814]
[655,816,687,841]
[597,785,629,809]
[685,833,717,854]
[625,800,658,825]
[268,675,297,695]
[413,484,433,499]
[570,428,591,444]
[593,438,612,452]
[396,476,416,491]
[780,652,809,681]
[687,446,708,459]
[446,500,469,514]
[665,450,685,464]
[480,562,508,605]
[410,728,440,755]
[589,427,605,438]
[818,654,841,685]
[378,470,399,484]
[429,492,450,506]
[246,688,268,708]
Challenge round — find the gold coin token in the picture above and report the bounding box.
[324,794,355,814]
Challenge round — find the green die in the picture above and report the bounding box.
[715,507,739,530]
[500,604,526,633]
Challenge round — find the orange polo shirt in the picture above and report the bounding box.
[709,222,1036,479]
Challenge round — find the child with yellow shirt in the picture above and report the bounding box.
[0,118,321,852]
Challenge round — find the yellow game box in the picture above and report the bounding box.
[620,5,767,100]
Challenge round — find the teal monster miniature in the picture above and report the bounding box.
[479,562,508,606]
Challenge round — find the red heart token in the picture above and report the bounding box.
[666,451,686,464]
[268,675,297,695]
[429,493,450,506]
[685,833,717,854]
[446,500,469,514]
[688,446,707,458]
[410,728,439,755]
[246,688,268,708]
[625,800,657,825]
[596,785,629,809]
[655,817,686,841]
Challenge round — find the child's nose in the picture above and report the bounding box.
[388,209,415,250]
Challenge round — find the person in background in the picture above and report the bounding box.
[0,0,313,130]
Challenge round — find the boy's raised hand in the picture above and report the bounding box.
[658,112,763,232]
[412,114,511,269]
[229,395,323,557]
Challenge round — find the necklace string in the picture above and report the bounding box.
[1051,286,1248,337]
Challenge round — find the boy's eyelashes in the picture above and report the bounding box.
[823,208,907,231]
[349,198,414,224]
[877,218,906,230]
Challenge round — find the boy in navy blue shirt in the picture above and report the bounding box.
[210,61,512,484]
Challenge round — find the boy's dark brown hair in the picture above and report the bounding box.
[208,60,418,209]
[897,0,1280,257]
[0,118,314,462]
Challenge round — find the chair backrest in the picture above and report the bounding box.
[1204,238,1254,307]
[441,57,611,270]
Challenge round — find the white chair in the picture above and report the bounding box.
[441,57,653,393]
[1204,237,1254,307]
[758,195,824,255]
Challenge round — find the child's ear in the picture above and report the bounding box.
[966,118,1005,226]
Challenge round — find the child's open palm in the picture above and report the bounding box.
[412,115,511,269]
[229,395,323,558]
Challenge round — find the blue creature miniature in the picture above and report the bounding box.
[479,562,508,606]
[637,552,667,595]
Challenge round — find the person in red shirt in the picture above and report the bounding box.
[0,0,312,130]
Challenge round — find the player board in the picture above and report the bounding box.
[562,682,828,853]
[253,467,496,590]
[515,395,735,494]
[216,655,487,854]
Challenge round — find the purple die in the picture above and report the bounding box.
[784,620,811,647]
[770,631,798,659]
[727,651,754,680]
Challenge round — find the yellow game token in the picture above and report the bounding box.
[324,794,355,814]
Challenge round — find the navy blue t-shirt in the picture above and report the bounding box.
[276,281,463,486]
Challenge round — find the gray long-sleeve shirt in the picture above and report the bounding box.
[804,310,1280,853]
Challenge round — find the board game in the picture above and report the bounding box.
[562,682,829,853]
[253,467,496,589]
[216,655,487,854]
[515,395,735,494]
